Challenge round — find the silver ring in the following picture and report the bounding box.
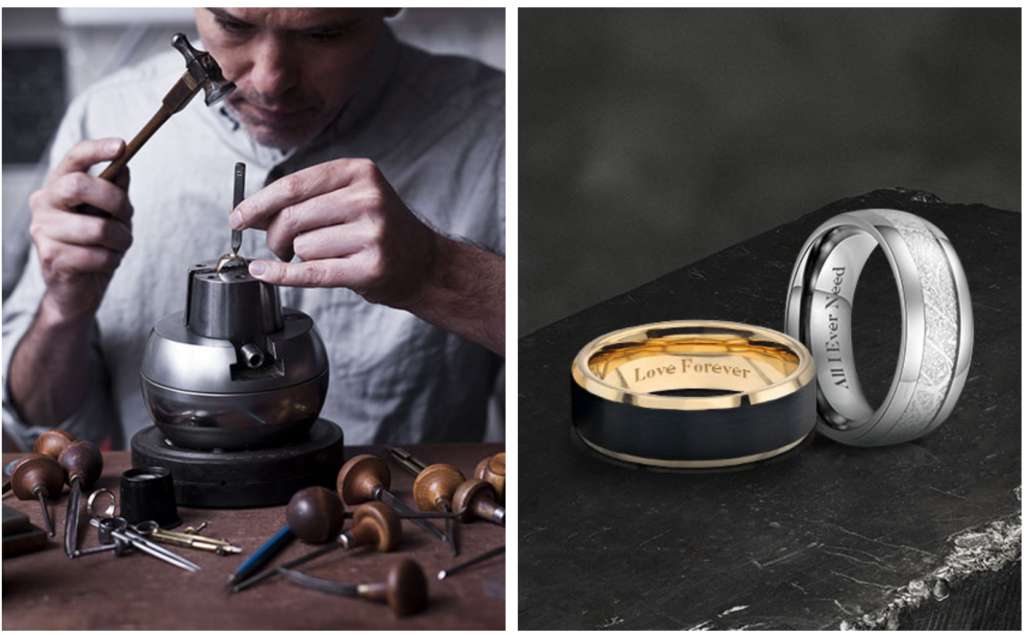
[87,488,117,519]
[785,209,973,446]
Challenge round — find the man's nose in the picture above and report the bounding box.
[248,37,299,100]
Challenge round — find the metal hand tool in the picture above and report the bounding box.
[232,502,401,593]
[279,558,429,617]
[59,440,103,559]
[9,454,62,536]
[135,519,242,555]
[337,454,447,544]
[78,34,235,217]
[437,544,505,580]
[74,540,127,558]
[389,447,507,527]
[90,517,201,572]
[385,446,430,475]
[231,162,245,255]
[385,447,463,556]
[184,521,209,535]
[452,477,506,527]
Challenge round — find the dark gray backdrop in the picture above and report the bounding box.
[520,8,1020,337]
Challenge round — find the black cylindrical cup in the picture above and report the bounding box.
[120,467,181,528]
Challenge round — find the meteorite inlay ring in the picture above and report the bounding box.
[571,321,817,467]
[785,209,973,446]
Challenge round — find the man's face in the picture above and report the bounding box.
[195,8,394,150]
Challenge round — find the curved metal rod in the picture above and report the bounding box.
[278,568,359,597]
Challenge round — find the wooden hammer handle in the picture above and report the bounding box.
[77,106,172,218]
[99,106,174,182]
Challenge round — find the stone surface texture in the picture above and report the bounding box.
[519,188,1020,630]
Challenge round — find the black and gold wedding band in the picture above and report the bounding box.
[571,320,817,468]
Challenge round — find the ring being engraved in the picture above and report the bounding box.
[785,209,973,446]
[216,252,247,273]
[571,320,817,468]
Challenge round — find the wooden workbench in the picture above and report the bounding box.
[2,443,505,630]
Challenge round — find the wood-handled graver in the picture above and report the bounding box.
[10,453,64,537]
[58,440,104,558]
[337,454,448,544]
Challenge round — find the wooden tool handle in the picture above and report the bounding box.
[360,559,429,617]
[349,502,401,552]
[98,106,174,182]
[33,429,75,461]
[474,452,505,504]
[76,105,174,218]
[57,440,103,487]
[78,73,199,218]
[336,455,390,506]
[453,478,501,524]
[10,454,63,501]
[286,486,344,545]
[412,464,465,512]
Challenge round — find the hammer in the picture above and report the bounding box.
[79,33,235,217]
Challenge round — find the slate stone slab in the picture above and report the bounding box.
[518,189,1021,630]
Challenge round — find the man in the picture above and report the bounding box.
[2,8,505,450]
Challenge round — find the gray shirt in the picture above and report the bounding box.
[2,28,505,450]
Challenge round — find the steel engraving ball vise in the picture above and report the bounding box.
[140,260,329,450]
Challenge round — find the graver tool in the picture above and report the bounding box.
[9,454,62,536]
[437,544,506,580]
[386,446,507,557]
[218,162,248,272]
[231,500,402,593]
[386,447,462,556]
[58,440,103,558]
[231,162,245,255]
[280,559,429,617]
[337,454,447,544]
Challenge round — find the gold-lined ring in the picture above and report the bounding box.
[571,320,817,467]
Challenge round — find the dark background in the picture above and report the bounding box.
[519,8,1021,337]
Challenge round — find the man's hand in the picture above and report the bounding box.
[11,138,134,428]
[232,157,505,356]
[231,158,437,309]
[28,138,134,320]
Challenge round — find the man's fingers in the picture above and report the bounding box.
[292,223,372,262]
[249,258,357,288]
[35,234,123,275]
[232,158,375,230]
[263,193,361,260]
[39,212,133,254]
[48,138,125,183]
[47,172,133,222]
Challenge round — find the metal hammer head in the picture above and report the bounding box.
[172,33,235,106]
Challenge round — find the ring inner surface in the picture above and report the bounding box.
[803,228,880,428]
[587,327,800,399]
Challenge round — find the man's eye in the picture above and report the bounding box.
[307,31,344,44]
[215,16,251,34]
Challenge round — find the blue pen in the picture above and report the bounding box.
[226,525,294,589]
